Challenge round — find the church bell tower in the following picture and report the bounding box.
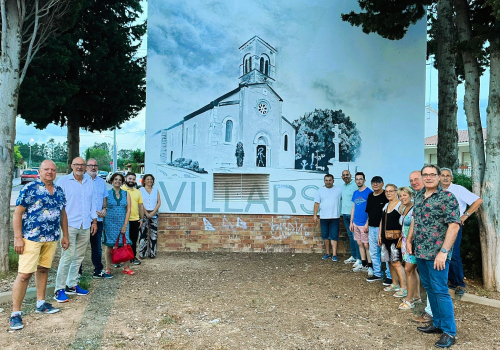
[239,36,277,86]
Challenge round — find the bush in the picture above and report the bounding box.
[452,173,482,279]
[9,246,19,271]
[55,161,68,173]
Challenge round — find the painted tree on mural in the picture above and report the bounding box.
[293,109,361,170]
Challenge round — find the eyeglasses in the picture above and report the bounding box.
[385,190,397,193]
[72,163,87,167]
[422,173,438,178]
[87,164,99,168]
[440,175,452,178]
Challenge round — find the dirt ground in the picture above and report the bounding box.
[1,251,500,350]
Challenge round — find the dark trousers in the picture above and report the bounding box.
[129,220,141,258]
[79,221,103,274]
[448,226,465,288]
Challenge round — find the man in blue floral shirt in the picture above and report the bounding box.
[408,164,460,348]
[9,160,69,330]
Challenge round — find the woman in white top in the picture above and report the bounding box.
[138,174,161,259]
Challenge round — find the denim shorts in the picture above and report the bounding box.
[320,218,340,241]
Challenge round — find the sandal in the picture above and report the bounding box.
[412,297,423,304]
[383,284,400,292]
[393,289,407,298]
[123,268,135,275]
[398,299,415,310]
[105,268,112,275]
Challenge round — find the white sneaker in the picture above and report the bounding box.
[367,267,374,277]
[353,265,363,272]
[352,259,361,268]
[344,256,356,264]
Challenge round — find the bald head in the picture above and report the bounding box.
[39,159,57,183]
[71,157,86,178]
[409,170,423,192]
[341,169,352,184]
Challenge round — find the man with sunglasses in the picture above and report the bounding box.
[77,159,112,279]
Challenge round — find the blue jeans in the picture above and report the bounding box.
[448,226,465,288]
[368,227,391,278]
[343,215,360,260]
[320,218,340,241]
[417,258,456,336]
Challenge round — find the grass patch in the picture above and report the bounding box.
[78,273,93,290]
[158,314,180,326]
[9,246,19,271]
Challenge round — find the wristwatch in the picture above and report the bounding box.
[440,247,449,254]
[464,211,470,216]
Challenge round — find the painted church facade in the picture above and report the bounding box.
[160,36,296,171]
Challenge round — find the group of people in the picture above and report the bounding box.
[314,166,482,348]
[9,157,161,330]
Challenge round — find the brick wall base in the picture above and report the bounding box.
[157,214,349,254]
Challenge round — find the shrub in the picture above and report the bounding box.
[55,161,68,173]
[452,173,482,279]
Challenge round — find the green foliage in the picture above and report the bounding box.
[55,162,68,173]
[341,0,432,40]
[14,146,23,167]
[130,163,141,173]
[15,141,68,164]
[9,247,19,271]
[85,147,112,172]
[452,173,482,279]
[131,149,145,163]
[18,0,147,133]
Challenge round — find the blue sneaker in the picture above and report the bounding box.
[93,270,114,279]
[65,285,89,296]
[331,256,338,262]
[321,253,331,260]
[36,302,60,314]
[54,289,69,303]
[9,314,24,330]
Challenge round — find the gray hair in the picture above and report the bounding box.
[421,164,441,176]
[440,167,453,179]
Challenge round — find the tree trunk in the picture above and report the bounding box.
[66,115,80,172]
[0,0,23,272]
[480,37,500,291]
[454,0,486,195]
[436,0,459,171]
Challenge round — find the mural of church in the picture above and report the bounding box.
[160,36,296,171]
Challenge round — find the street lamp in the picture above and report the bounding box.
[28,138,34,169]
[102,129,117,172]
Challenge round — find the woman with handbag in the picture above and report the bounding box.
[378,184,406,297]
[138,174,161,259]
[397,186,421,310]
[103,173,135,275]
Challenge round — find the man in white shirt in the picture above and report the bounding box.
[313,174,342,261]
[54,157,97,303]
[78,158,111,279]
[440,168,483,297]
[340,170,360,265]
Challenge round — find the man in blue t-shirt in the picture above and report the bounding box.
[349,172,373,273]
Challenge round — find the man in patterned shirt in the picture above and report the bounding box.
[9,160,69,330]
[408,164,460,348]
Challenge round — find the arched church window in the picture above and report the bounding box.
[244,59,248,74]
[249,57,252,71]
[284,134,288,151]
[265,60,269,75]
[225,120,233,143]
[192,124,197,144]
[260,57,264,73]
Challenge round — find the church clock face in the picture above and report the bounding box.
[258,101,269,115]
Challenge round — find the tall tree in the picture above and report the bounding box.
[0,0,79,272]
[18,0,147,170]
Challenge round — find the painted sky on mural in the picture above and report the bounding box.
[147,0,427,136]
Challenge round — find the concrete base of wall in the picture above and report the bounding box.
[0,284,55,305]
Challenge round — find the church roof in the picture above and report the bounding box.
[239,35,277,52]
[424,128,487,145]
[282,116,296,130]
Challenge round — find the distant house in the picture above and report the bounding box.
[424,129,487,175]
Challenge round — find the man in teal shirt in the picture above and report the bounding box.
[340,170,360,265]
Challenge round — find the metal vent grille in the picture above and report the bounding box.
[213,174,270,201]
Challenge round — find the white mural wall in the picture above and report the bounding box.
[146,0,427,214]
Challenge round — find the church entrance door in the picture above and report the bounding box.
[256,145,267,167]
